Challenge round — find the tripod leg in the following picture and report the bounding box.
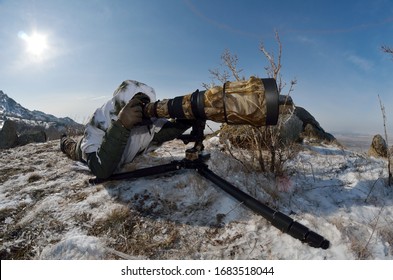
[89,161,183,184]
[197,165,330,249]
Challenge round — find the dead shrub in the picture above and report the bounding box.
[206,31,298,178]
[220,123,299,177]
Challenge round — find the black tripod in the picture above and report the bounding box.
[90,120,330,250]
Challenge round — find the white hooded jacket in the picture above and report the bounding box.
[80,80,167,168]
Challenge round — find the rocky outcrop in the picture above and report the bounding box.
[278,106,335,144]
[17,130,47,146]
[368,134,388,158]
[0,119,48,149]
[0,120,18,149]
[220,105,335,149]
[294,106,335,143]
[279,114,303,144]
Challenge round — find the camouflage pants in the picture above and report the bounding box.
[61,136,84,162]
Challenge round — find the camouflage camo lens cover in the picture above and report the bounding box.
[144,76,269,127]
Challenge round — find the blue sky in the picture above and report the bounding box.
[1,0,393,135]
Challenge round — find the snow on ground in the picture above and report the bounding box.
[0,136,392,260]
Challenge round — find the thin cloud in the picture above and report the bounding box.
[346,54,374,71]
[183,0,265,40]
[296,35,318,46]
[283,16,393,35]
[76,95,109,101]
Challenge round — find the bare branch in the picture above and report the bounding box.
[382,46,393,62]
[209,67,230,85]
[378,94,392,186]
[221,49,244,81]
[259,30,287,93]
[382,45,393,55]
[203,49,244,89]
[275,30,283,79]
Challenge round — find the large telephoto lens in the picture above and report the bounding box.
[143,76,279,127]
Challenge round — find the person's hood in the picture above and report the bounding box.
[112,80,156,109]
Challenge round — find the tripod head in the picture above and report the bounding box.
[176,119,208,161]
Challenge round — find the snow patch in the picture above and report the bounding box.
[0,138,392,260]
[39,234,106,260]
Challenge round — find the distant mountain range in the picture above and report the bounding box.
[0,90,84,138]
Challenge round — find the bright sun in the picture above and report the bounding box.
[18,31,48,57]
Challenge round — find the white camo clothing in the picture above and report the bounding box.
[80,80,167,167]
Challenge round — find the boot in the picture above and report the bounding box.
[60,134,78,160]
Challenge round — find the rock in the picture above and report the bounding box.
[279,114,303,144]
[368,134,388,158]
[0,120,18,149]
[302,123,335,141]
[219,105,336,148]
[17,130,47,146]
[294,106,335,143]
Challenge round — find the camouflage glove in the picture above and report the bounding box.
[133,92,151,105]
[118,98,143,130]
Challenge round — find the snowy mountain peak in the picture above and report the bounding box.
[0,90,84,137]
[0,90,34,119]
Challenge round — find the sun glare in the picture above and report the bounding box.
[18,31,48,58]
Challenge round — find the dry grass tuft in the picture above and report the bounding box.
[350,237,372,260]
[0,167,22,184]
[27,173,42,183]
[89,206,181,259]
[379,227,393,255]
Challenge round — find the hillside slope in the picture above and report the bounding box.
[0,137,392,259]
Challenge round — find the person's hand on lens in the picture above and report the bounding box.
[118,98,143,129]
